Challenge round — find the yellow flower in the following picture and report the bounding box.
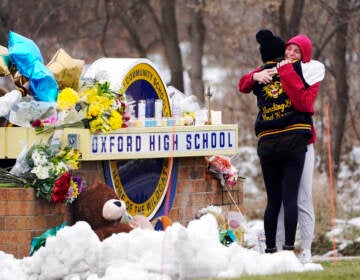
[109,110,123,130]
[70,180,79,198]
[98,95,113,108]
[87,104,102,118]
[57,88,79,111]
[81,88,97,100]
[55,147,81,170]
[74,82,127,134]
[65,150,80,169]
[89,117,104,133]
[86,91,99,104]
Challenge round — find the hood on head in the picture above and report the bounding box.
[286,34,312,63]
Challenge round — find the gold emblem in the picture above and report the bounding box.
[263,81,283,99]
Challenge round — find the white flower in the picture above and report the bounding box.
[32,150,48,166]
[31,165,52,179]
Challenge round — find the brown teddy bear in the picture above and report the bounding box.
[72,180,133,241]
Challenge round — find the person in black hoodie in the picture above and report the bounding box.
[238,29,313,253]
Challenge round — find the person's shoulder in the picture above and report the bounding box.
[301,60,325,85]
[301,60,325,72]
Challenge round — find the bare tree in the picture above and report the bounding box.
[313,0,360,176]
[187,0,206,103]
[114,2,148,57]
[332,0,349,175]
[159,0,184,92]
[0,0,13,45]
[278,0,305,39]
[115,0,185,91]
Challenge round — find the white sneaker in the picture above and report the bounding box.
[298,249,312,264]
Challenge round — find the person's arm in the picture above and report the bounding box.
[277,63,320,113]
[238,66,274,93]
[238,69,257,93]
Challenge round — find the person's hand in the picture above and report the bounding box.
[252,68,277,84]
[277,59,292,68]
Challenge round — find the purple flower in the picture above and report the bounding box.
[72,175,84,194]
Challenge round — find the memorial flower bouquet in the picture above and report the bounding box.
[32,81,127,134]
[80,81,126,133]
[0,142,83,204]
[207,155,239,187]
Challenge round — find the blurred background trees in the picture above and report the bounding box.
[0,0,359,180]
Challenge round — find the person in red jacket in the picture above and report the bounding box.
[238,29,323,255]
[275,34,324,264]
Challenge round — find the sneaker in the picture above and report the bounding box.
[298,249,312,264]
[282,244,295,251]
[265,247,277,254]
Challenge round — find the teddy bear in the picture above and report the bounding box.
[71,180,134,241]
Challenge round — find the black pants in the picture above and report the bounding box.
[260,151,306,249]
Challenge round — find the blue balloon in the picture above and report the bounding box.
[8,31,44,78]
[30,60,59,102]
[8,31,58,102]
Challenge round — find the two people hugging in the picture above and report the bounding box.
[238,29,325,264]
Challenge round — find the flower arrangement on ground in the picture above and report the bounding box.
[31,81,127,134]
[0,142,83,204]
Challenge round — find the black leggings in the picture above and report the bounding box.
[260,151,306,249]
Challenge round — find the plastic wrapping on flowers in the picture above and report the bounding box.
[31,80,128,135]
[0,141,83,204]
[207,155,239,187]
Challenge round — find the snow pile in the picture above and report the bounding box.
[0,215,322,280]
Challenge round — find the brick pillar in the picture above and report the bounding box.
[0,188,71,259]
[169,157,244,226]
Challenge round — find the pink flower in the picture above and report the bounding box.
[44,115,57,124]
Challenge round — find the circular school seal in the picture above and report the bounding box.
[101,59,178,220]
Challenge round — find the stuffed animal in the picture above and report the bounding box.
[72,181,134,241]
[196,206,227,230]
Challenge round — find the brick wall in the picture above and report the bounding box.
[0,156,243,258]
[169,157,244,226]
[0,188,72,258]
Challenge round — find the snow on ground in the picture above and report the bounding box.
[0,215,323,280]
